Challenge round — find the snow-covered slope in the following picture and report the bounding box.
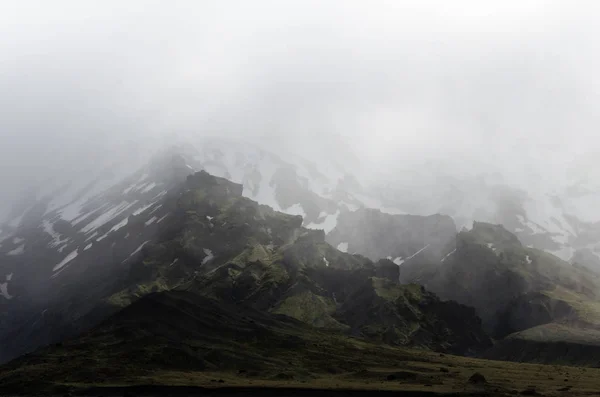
[369,165,600,265]
[0,137,406,311]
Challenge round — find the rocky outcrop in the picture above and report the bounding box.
[400,222,600,342]
[326,209,457,263]
[336,278,492,355]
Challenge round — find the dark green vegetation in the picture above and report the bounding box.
[3,290,600,396]
[417,223,600,364]
[107,171,490,354]
[336,211,600,365]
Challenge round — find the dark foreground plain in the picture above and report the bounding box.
[2,292,600,397]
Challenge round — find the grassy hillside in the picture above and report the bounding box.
[401,222,600,339]
[2,290,600,396]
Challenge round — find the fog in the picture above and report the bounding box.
[2,1,600,217]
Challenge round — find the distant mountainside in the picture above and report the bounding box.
[370,165,600,268]
[334,210,600,364]
[326,208,456,263]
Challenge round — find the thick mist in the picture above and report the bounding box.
[2,1,600,218]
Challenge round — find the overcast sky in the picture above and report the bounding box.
[1,0,600,212]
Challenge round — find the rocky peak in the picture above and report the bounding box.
[185,171,243,198]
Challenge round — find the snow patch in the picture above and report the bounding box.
[202,248,214,265]
[53,249,79,272]
[85,231,98,242]
[7,244,24,256]
[403,244,431,262]
[144,216,158,226]
[525,255,532,264]
[239,155,283,211]
[128,241,150,258]
[341,202,360,212]
[156,214,169,223]
[441,249,456,263]
[97,217,129,241]
[0,282,11,299]
[149,203,163,215]
[393,257,404,266]
[307,210,340,234]
[552,234,569,245]
[168,258,179,267]
[12,237,24,244]
[132,202,156,216]
[81,201,137,233]
[84,243,92,251]
[43,220,69,248]
[284,203,307,219]
[337,242,348,253]
[323,257,330,267]
[516,215,547,235]
[6,273,13,281]
[140,182,157,193]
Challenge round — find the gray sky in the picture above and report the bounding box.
[1,0,600,213]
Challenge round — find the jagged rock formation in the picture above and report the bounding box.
[331,209,600,364]
[336,279,491,355]
[0,169,490,364]
[326,209,457,264]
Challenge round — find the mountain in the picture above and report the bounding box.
[0,167,489,363]
[414,222,600,338]
[88,170,491,354]
[334,210,600,364]
[371,167,600,268]
[0,138,398,362]
[5,136,600,367]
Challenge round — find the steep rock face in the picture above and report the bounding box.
[369,168,600,263]
[336,278,492,355]
[326,209,457,263]
[400,222,600,343]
